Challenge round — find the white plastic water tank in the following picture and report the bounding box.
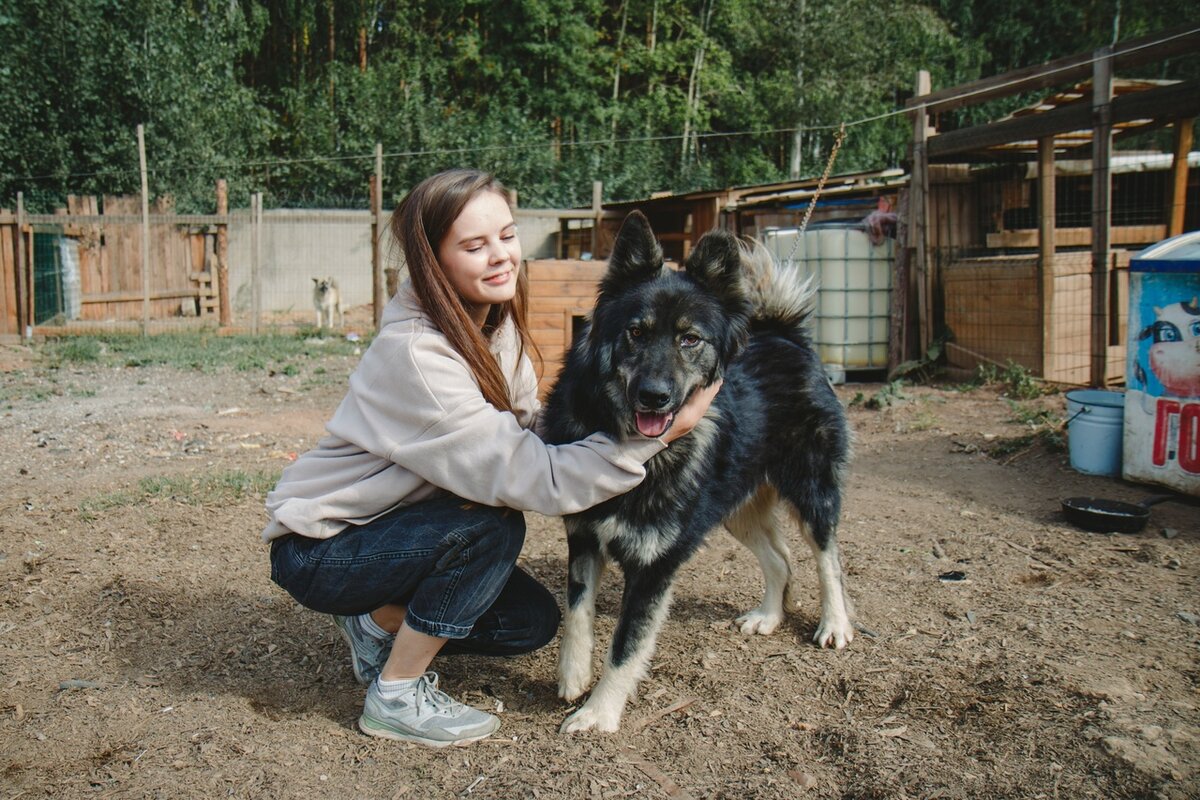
[761,225,893,372]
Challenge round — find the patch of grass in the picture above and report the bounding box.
[80,469,280,520]
[42,338,103,366]
[37,331,364,375]
[908,409,939,431]
[973,361,1046,400]
[985,399,1066,461]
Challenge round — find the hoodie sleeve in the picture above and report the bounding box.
[324,324,664,517]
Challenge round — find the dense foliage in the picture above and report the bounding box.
[0,0,1194,211]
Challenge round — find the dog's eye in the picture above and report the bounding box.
[680,333,701,348]
[629,326,642,338]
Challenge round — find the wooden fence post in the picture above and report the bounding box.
[1038,136,1057,378]
[591,181,603,258]
[15,192,29,338]
[215,179,232,327]
[910,70,932,356]
[1167,119,1193,238]
[372,142,384,329]
[1090,47,1113,387]
[137,124,151,335]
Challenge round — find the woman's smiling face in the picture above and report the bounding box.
[437,190,522,326]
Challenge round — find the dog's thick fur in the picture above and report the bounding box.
[312,277,344,329]
[541,212,854,734]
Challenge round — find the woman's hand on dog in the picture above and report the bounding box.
[662,379,723,444]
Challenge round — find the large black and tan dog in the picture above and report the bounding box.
[540,212,854,734]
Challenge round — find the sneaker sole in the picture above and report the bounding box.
[358,713,499,748]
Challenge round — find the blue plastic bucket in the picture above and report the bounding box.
[1065,390,1125,477]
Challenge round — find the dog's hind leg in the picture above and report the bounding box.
[558,528,606,703]
[724,486,793,635]
[786,503,854,650]
[560,566,675,734]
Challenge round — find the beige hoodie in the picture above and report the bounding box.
[261,283,665,542]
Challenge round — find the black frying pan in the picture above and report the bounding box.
[1061,495,1175,534]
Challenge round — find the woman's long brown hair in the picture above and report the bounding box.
[391,169,537,413]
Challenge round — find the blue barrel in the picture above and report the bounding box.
[1066,390,1125,477]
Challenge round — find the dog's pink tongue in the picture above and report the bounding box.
[635,411,674,438]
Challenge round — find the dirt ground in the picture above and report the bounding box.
[1,326,1197,800]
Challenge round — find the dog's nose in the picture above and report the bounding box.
[637,385,672,411]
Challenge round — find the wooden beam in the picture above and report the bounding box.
[906,26,1200,115]
[912,71,932,354]
[1090,49,1113,388]
[15,193,28,337]
[986,225,1166,249]
[888,190,910,374]
[138,124,151,334]
[1038,137,1055,378]
[80,289,205,304]
[928,80,1200,161]
[1167,119,1194,237]
[590,181,603,258]
[215,180,231,327]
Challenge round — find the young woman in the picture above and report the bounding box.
[263,169,721,747]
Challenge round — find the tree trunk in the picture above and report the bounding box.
[681,0,715,168]
[611,1,628,142]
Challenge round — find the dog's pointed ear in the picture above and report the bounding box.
[685,228,748,312]
[686,228,752,366]
[600,211,663,295]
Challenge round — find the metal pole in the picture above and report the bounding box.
[138,124,151,335]
[373,142,384,328]
[1090,47,1113,387]
[251,192,261,335]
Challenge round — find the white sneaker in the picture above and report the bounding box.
[358,673,500,747]
[332,614,393,686]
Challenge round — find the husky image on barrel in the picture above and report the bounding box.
[541,212,855,734]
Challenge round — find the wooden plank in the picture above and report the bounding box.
[526,260,608,281]
[927,80,1200,161]
[81,288,203,304]
[1167,119,1194,237]
[906,27,1200,115]
[529,279,606,299]
[527,295,600,309]
[986,225,1166,249]
[15,196,29,334]
[0,220,15,334]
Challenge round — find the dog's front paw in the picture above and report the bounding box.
[813,613,855,649]
[735,608,782,635]
[559,703,620,734]
[558,669,592,703]
[557,651,593,702]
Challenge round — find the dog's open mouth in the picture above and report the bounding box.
[635,411,675,438]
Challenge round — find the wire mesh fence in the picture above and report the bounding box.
[930,150,1196,386]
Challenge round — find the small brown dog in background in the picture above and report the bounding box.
[312,277,344,329]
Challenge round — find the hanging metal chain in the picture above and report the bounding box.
[784,123,847,265]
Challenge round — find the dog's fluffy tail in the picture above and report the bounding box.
[738,238,816,329]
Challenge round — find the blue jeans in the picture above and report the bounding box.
[269,495,560,656]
